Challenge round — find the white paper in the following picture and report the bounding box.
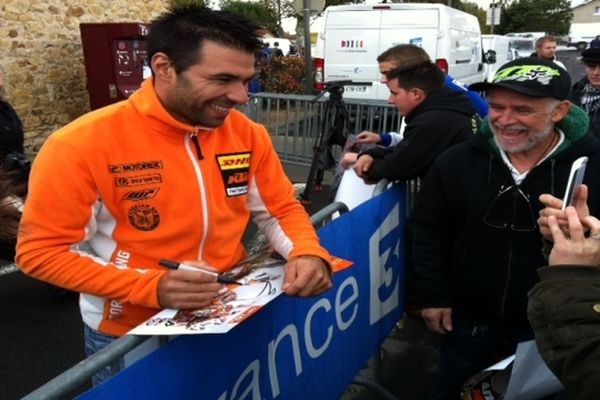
[129,260,284,335]
[504,340,564,400]
[333,168,375,212]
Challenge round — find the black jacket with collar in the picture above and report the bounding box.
[359,86,477,182]
[411,105,600,323]
[569,77,600,138]
[0,99,24,159]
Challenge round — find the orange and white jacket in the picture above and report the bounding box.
[16,80,330,336]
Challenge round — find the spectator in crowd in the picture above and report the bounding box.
[590,35,600,48]
[348,46,478,353]
[0,68,30,189]
[260,41,272,60]
[16,5,332,385]
[0,67,27,262]
[342,46,488,168]
[352,44,478,183]
[272,41,284,57]
[529,189,600,400]
[532,35,567,70]
[570,47,600,136]
[0,169,22,262]
[411,57,600,399]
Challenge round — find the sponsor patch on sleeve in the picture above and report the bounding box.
[216,152,251,197]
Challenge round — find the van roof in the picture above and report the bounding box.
[326,3,450,11]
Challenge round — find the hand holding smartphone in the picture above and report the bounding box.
[562,156,588,210]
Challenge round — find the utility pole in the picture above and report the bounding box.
[491,0,496,35]
[302,0,313,94]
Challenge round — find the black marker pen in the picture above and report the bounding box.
[159,259,242,285]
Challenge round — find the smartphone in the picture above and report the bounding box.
[562,156,588,210]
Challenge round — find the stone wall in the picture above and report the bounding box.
[572,0,600,23]
[0,1,166,155]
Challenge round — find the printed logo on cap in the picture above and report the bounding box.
[493,65,561,86]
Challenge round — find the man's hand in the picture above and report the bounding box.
[538,185,590,242]
[356,131,381,145]
[548,207,600,266]
[282,255,332,297]
[157,260,222,309]
[353,154,374,182]
[340,152,358,169]
[421,307,453,335]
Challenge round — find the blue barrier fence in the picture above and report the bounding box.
[23,182,406,400]
[76,183,406,400]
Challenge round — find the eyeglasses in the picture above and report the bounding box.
[483,184,537,232]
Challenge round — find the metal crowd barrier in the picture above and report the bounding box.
[241,92,403,166]
[22,201,352,400]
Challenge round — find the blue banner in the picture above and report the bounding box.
[78,184,406,400]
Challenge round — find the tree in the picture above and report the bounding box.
[220,0,279,33]
[169,0,207,8]
[498,0,572,36]
[455,1,487,34]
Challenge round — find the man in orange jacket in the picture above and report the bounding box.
[16,5,332,385]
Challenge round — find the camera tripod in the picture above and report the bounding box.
[299,80,358,204]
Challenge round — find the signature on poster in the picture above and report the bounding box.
[129,250,285,335]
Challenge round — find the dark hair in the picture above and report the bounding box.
[535,35,557,49]
[385,62,444,95]
[377,44,430,68]
[147,5,263,73]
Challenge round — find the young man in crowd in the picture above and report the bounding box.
[532,35,567,70]
[352,44,478,183]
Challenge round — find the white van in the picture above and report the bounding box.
[568,23,600,50]
[482,34,512,81]
[314,3,485,100]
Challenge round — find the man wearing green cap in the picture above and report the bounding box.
[411,57,600,399]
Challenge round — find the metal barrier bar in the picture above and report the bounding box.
[241,93,402,167]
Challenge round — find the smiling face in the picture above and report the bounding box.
[487,88,569,155]
[154,40,256,128]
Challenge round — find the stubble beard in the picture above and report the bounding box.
[492,121,555,155]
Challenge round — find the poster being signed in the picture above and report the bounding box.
[129,252,285,335]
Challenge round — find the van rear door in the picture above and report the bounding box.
[323,7,439,101]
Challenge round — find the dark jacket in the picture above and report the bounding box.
[359,87,477,181]
[569,77,600,138]
[0,99,25,262]
[0,99,24,159]
[528,266,600,400]
[411,105,600,323]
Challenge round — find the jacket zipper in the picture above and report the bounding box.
[185,130,209,260]
[190,132,204,160]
